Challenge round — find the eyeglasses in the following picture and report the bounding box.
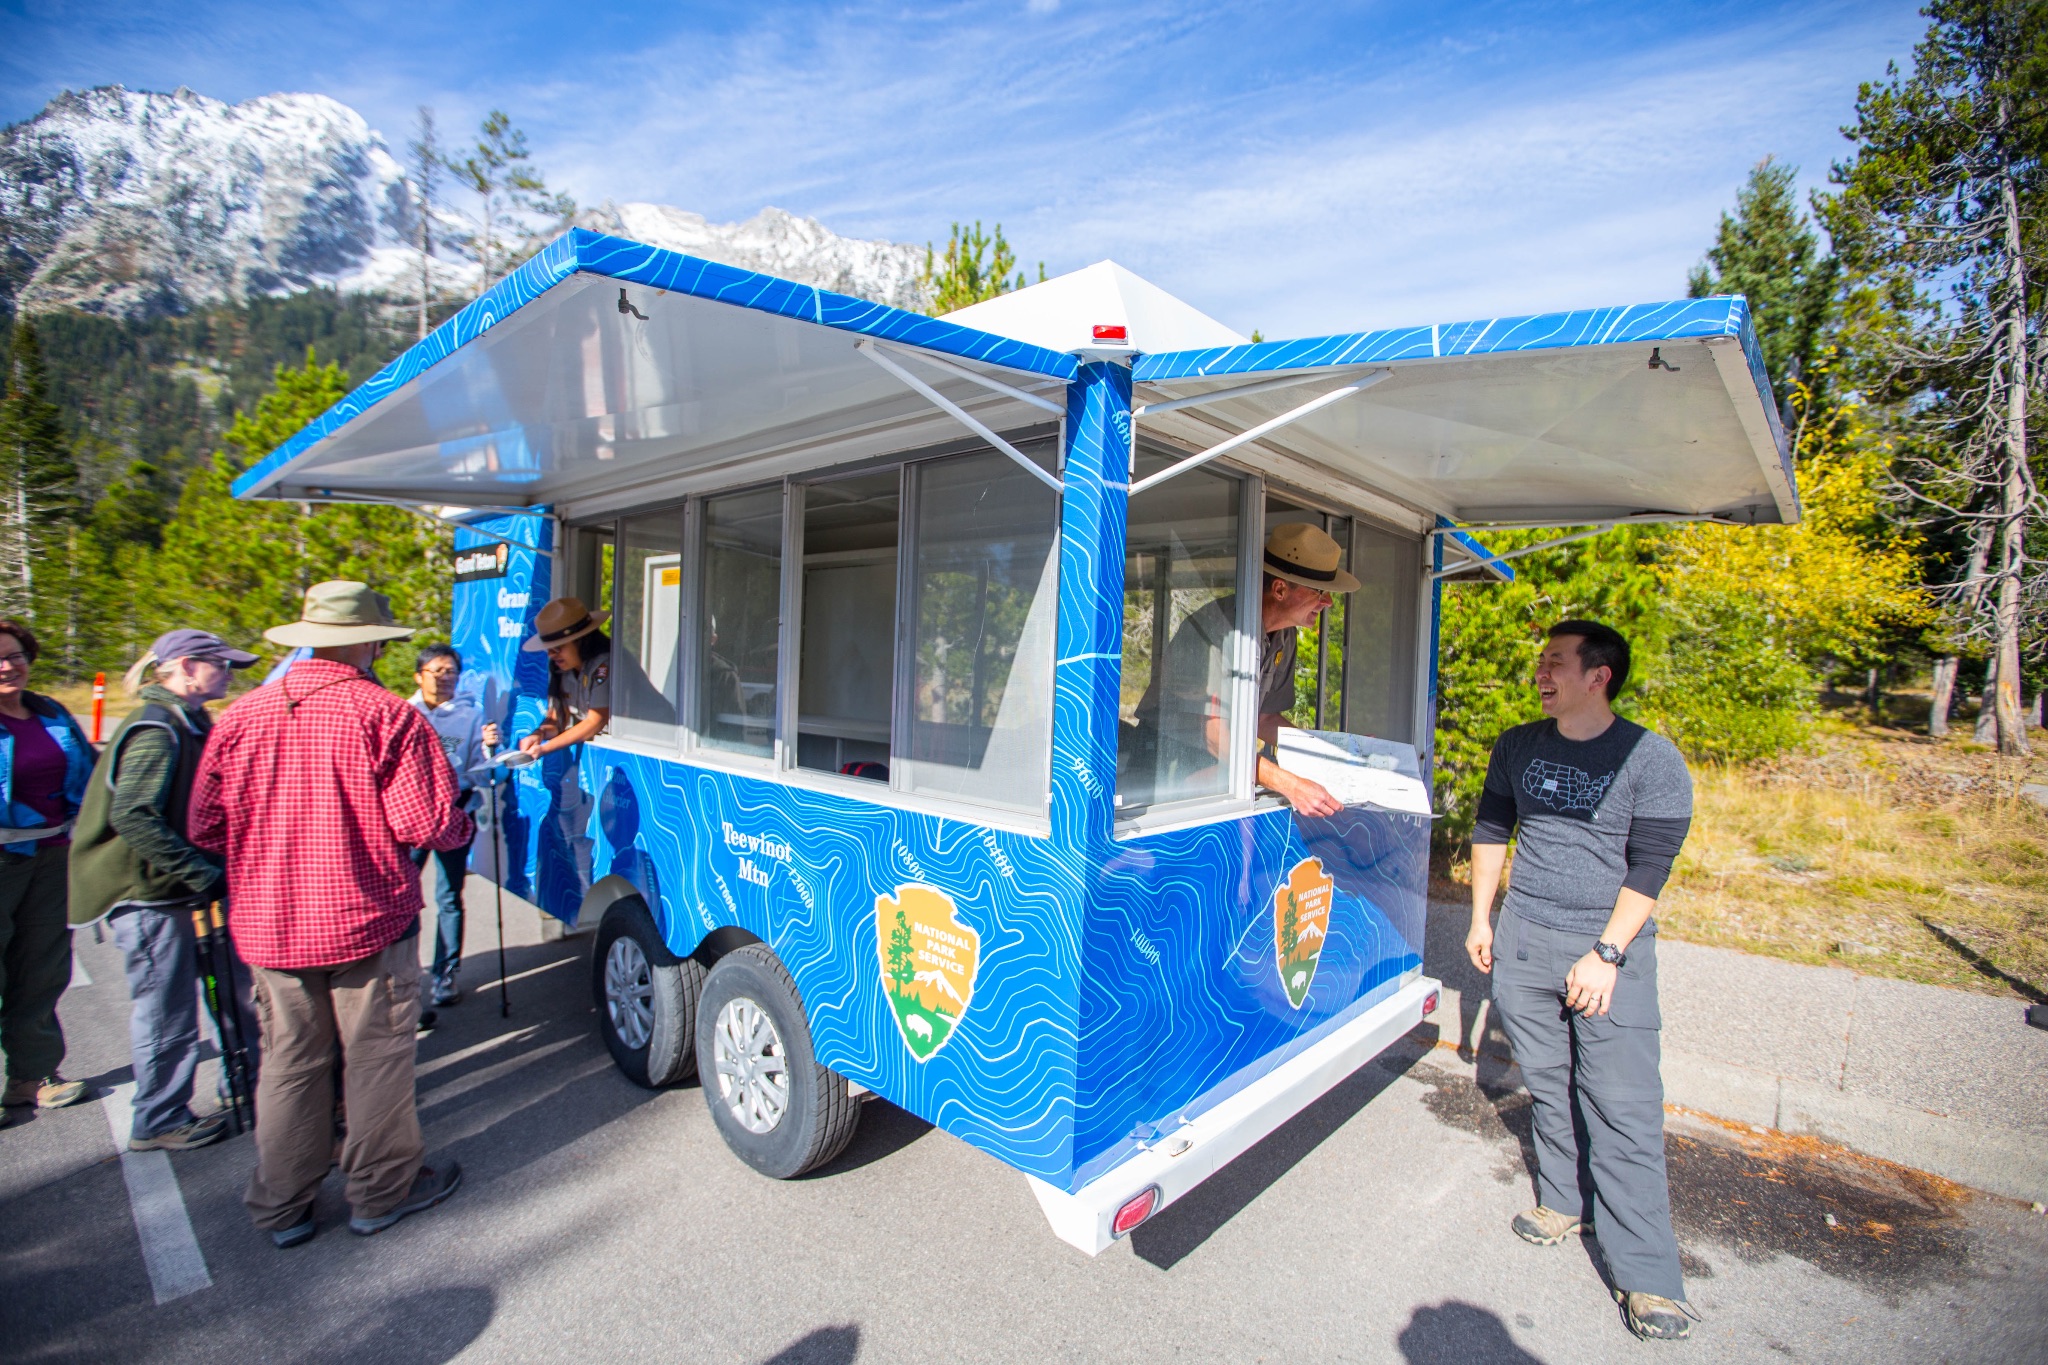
[419,665,461,678]
[0,652,28,670]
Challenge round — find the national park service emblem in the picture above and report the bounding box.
[1274,857,1334,1009]
[877,884,980,1061]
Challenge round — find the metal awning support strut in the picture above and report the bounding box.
[1126,369,1393,497]
[295,496,555,558]
[1132,366,1386,419]
[866,340,1067,416]
[855,340,1064,493]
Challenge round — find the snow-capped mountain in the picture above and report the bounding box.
[577,203,931,313]
[0,85,931,319]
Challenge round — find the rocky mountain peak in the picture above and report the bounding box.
[1,85,931,320]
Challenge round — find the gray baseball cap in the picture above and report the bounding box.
[147,629,260,669]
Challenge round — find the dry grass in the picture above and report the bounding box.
[1657,716,2048,998]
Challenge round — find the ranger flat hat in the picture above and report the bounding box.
[523,596,611,653]
[263,581,418,647]
[1264,522,1361,594]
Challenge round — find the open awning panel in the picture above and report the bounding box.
[1133,298,1796,527]
[233,229,1076,509]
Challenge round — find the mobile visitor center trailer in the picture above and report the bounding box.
[234,228,1796,1253]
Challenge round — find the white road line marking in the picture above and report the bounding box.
[101,1083,212,1304]
[70,955,91,986]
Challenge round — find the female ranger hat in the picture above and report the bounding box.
[1264,523,1361,594]
[263,581,419,647]
[523,596,610,653]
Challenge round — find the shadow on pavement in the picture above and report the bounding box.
[806,1098,933,1178]
[759,1324,860,1364]
[1129,1042,1426,1270]
[0,929,658,1363]
[301,1286,495,1365]
[1396,1301,1547,1364]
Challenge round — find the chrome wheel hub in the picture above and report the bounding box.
[604,936,655,1051]
[712,996,789,1134]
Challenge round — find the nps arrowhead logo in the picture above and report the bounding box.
[1274,857,1334,1009]
[877,884,980,1061]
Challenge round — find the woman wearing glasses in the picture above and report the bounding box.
[0,617,95,1122]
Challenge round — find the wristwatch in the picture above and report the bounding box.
[1594,940,1627,967]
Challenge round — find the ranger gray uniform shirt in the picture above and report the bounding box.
[1471,717,1692,936]
[559,650,611,728]
[1135,595,1296,741]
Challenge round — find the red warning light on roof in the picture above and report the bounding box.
[1092,324,1128,342]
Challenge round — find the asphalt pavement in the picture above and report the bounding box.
[3,879,2045,1364]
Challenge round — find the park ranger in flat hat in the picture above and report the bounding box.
[1128,523,1357,818]
[518,597,613,758]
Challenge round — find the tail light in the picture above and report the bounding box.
[1112,1185,1160,1237]
[1423,990,1440,1016]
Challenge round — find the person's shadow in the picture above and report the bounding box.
[1397,1301,1547,1364]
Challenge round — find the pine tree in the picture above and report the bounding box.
[1687,158,1841,429]
[0,320,81,649]
[887,908,916,998]
[921,222,1043,315]
[1822,0,2048,755]
[411,107,441,340]
[451,111,576,292]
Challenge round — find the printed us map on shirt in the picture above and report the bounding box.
[1520,759,1612,813]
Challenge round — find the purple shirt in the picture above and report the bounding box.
[2,710,70,844]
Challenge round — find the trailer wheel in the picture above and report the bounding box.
[592,898,704,1088]
[696,944,860,1178]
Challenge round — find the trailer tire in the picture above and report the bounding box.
[696,944,860,1178]
[593,898,703,1089]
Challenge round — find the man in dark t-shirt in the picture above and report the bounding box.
[1465,620,1695,1342]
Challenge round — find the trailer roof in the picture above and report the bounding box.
[1130,298,1797,526]
[231,229,1076,510]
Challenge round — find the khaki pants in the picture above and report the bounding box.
[244,934,424,1228]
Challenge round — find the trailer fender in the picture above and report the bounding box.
[579,875,646,933]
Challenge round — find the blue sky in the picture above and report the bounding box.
[4,0,1926,338]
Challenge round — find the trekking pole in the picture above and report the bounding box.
[493,767,510,1019]
[206,902,256,1134]
[189,902,250,1136]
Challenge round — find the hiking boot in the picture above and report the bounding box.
[4,1075,89,1109]
[349,1159,462,1236]
[271,1216,316,1249]
[130,1113,229,1152]
[1511,1205,1584,1245]
[431,975,460,1007]
[1614,1289,1693,1340]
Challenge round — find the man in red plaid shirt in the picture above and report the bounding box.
[192,581,474,1248]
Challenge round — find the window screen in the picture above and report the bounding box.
[698,486,783,759]
[1116,457,1244,813]
[612,510,682,741]
[900,446,1059,813]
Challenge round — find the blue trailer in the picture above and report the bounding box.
[236,230,1795,1252]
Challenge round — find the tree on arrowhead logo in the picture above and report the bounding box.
[1274,856,1334,1009]
[876,884,980,1061]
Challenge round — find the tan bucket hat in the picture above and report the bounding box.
[263,581,418,647]
[523,596,611,653]
[1264,523,1361,594]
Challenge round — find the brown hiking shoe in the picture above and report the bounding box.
[1614,1289,1693,1340]
[4,1075,88,1109]
[1511,1205,1583,1245]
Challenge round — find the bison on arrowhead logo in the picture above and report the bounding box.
[1274,856,1334,1009]
[876,884,980,1061]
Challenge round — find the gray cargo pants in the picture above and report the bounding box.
[1490,906,1683,1301]
[110,903,262,1141]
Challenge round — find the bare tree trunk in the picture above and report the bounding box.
[1864,666,1884,726]
[1991,157,2030,756]
[1930,656,1957,736]
[1975,657,2000,743]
